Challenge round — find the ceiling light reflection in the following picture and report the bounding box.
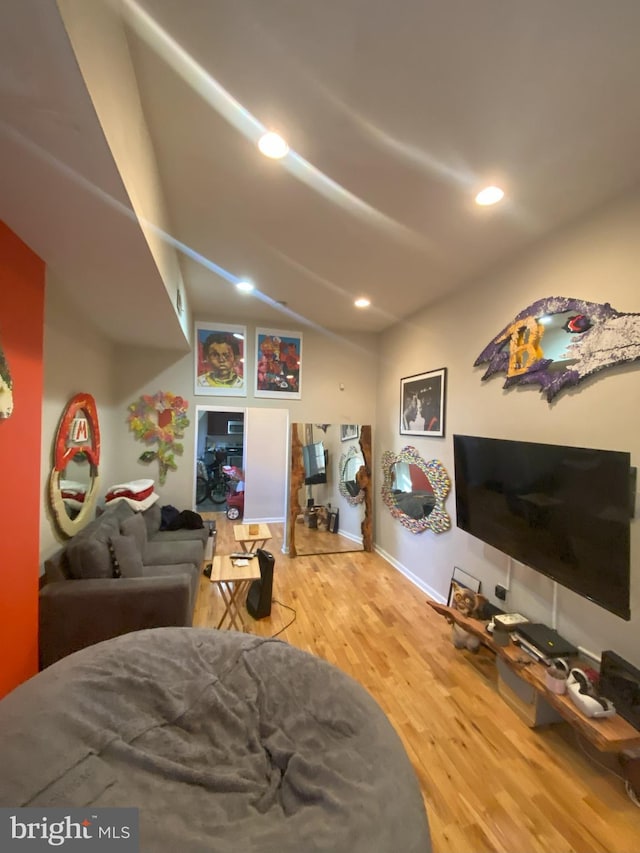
[475,186,505,206]
[258,132,289,159]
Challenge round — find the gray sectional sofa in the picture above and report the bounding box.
[39,500,215,668]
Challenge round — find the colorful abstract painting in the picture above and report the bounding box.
[127,391,190,484]
[255,328,302,399]
[475,296,640,402]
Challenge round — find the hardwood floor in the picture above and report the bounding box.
[292,520,364,555]
[194,516,640,853]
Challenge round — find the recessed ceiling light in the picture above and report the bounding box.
[475,185,505,206]
[257,132,289,159]
[354,297,370,309]
[236,280,254,293]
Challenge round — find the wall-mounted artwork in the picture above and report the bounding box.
[195,322,247,397]
[381,445,451,534]
[255,328,302,399]
[400,368,446,437]
[49,393,101,537]
[339,445,366,505]
[475,296,640,402]
[0,334,13,419]
[340,424,359,442]
[127,391,190,485]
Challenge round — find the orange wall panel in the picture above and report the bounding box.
[0,221,45,697]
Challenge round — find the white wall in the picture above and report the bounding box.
[244,407,288,523]
[58,0,191,345]
[40,275,119,565]
[376,189,640,667]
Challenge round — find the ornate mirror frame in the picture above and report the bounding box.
[338,445,366,506]
[381,445,451,534]
[49,392,101,537]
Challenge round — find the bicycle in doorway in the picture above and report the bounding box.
[195,457,232,505]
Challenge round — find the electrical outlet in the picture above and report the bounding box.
[495,584,507,601]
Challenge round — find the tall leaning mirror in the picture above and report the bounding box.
[288,423,372,557]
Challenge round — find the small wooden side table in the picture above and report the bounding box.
[210,555,261,631]
[233,523,272,554]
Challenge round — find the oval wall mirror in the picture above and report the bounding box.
[49,393,101,537]
[381,445,451,533]
[338,445,365,505]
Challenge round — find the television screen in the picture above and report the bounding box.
[453,435,631,620]
[303,442,328,485]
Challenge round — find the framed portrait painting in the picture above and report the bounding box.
[400,367,447,437]
[340,424,359,442]
[194,322,247,397]
[255,328,302,399]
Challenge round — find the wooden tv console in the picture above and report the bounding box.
[427,600,640,753]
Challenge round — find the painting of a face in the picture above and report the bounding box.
[194,323,247,397]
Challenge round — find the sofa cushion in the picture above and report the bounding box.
[143,502,162,538]
[120,513,147,558]
[149,527,209,546]
[145,538,204,568]
[64,508,123,579]
[110,534,145,578]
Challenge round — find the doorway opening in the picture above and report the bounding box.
[194,405,245,514]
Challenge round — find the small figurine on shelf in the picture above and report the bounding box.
[451,623,481,652]
[448,580,488,653]
[449,581,487,619]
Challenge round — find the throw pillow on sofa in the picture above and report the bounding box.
[120,512,148,559]
[66,536,113,579]
[142,502,162,538]
[66,514,121,579]
[109,534,144,578]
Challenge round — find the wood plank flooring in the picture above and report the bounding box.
[194,516,640,853]
[292,520,364,555]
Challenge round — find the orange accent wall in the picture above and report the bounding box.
[0,221,45,697]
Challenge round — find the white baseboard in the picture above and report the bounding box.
[338,530,363,545]
[373,545,446,603]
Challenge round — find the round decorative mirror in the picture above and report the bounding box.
[338,445,365,505]
[49,393,101,537]
[381,446,451,533]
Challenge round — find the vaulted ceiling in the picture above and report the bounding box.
[2,0,640,348]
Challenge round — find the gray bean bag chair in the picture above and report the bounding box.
[0,628,430,853]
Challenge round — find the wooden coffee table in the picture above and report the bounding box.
[233,523,272,553]
[209,555,261,631]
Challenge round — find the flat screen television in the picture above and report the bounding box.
[453,435,632,621]
[303,442,328,485]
